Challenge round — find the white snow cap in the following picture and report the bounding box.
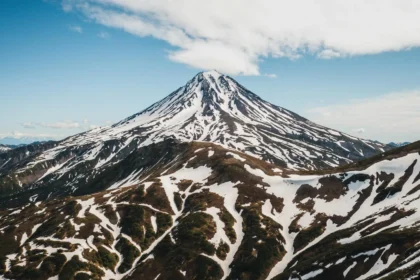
[202,70,223,79]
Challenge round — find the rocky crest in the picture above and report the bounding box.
[0,140,419,280]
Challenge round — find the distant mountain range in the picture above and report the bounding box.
[0,135,55,146]
[388,141,411,148]
[0,141,55,154]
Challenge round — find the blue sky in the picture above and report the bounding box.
[1,0,420,143]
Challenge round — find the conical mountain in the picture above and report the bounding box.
[2,72,420,280]
[0,71,388,206]
[65,70,386,168]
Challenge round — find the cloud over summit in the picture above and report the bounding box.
[63,0,420,75]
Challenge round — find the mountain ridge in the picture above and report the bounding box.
[0,139,419,280]
[388,141,411,148]
[0,136,55,146]
[0,71,390,207]
[0,71,419,280]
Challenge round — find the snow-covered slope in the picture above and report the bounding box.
[0,144,11,153]
[67,70,386,170]
[0,71,390,204]
[0,71,390,203]
[1,140,420,280]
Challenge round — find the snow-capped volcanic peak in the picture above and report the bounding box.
[115,70,249,129]
[57,70,386,170]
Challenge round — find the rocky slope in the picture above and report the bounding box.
[0,140,419,280]
[0,136,54,146]
[0,71,389,206]
[0,145,12,154]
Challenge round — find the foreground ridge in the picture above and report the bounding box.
[0,140,420,280]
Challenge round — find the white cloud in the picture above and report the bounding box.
[352,128,365,134]
[25,121,81,129]
[0,131,63,139]
[264,73,277,78]
[19,119,104,133]
[168,41,260,76]
[21,122,36,129]
[306,90,420,143]
[41,121,80,129]
[61,0,420,75]
[97,31,110,39]
[68,24,83,33]
[317,49,342,59]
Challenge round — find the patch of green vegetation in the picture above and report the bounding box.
[115,185,145,204]
[59,255,103,280]
[62,200,82,217]
[174,192,183,211]
[190,183,203,192]
[99,205,118,225]
[0,227,19,266]
[116,237,140,273]
[2,253,66,279]
[228,208,285,280]
[26,249,47,265]
[218,208,236,243]
[119,204,162,247]
[126,182,174,214]
[98,246,118,271]
[216,242,230,260]
[93,227,114,248]
[34,240,75,251]
[119,204,145,239]
[208,163,262,187]
[173,212,216,256]
[39,253,67,277]
[54,220,76,239]
[177,179,193,191]
[156,212,172,236]
[31,217,62,239]
[183,190,223,212]
[84,246,119,271]
[289,213,303,233]
[0,256,6,274]
[189,255,223,280]
[143,214,220,275]
[74,213,102,239]
[74,272,92,280]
